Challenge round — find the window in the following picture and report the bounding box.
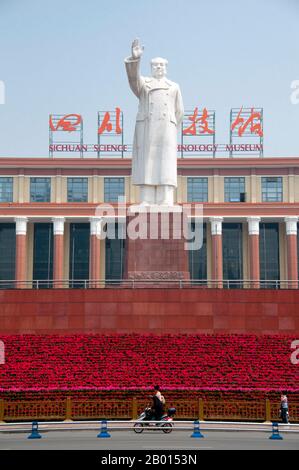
[104,177,125,203]
[30,178,51,202]
[222,223,243,288]
[0,177,13,202]
[224,177,245,202]
[67,178,88,202]
[0,224,15,288]
[189,222,207,284]
[33,223,53,288]
[69,223,90,288]
[187,177,208,202]
[262,177,282,202]
[105,223,125,283]
[260,223,280,288]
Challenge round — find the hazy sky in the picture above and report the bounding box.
[0,0,298,157]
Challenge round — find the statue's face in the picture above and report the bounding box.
[151,61,167,79]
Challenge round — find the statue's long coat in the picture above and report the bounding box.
[125,57,184,187]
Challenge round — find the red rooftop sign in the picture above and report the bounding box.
[49,106,263,158]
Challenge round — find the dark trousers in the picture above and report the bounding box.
[153,408,163,421]
[281,408,289,423]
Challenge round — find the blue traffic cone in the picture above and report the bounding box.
[269,422,283,440]
[97,420,111,438]
[28,421,42,439]
[191,420,204,438]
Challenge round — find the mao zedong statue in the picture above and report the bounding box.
[125,38,184,206]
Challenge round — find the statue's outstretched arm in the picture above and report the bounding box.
[131,38,144,60]
[124,38,144,98]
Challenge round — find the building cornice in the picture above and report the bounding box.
[0,156,299,171]
[0,202,298,218]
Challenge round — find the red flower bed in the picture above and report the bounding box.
[0,334,298,394]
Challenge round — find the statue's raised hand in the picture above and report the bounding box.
[131,38,144,59]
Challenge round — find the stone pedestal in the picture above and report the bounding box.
[124,207,190,286]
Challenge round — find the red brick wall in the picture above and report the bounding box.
[0,288,299,335]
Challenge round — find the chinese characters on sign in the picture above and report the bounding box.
[97,108,124,157]
[49,114,82,132]
[231,107,263,137]
[183,107,215,135]
[49,106,264,157]
[181,107,216,156]
[49,114,84,157]
[98,108,122,135]
[229,107,263,157]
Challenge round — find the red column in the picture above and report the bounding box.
[52,217,65,288]
[285,217,298,289]
[210,217,223,288]
[247,217,260,289]
[89,218,102,288]
[15,217,28,289]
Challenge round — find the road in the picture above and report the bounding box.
[0,429,298,450]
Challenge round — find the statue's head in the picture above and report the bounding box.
[151,57,168,79]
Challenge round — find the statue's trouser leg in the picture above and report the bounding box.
[156,185,174,205]
[140,185,156,204]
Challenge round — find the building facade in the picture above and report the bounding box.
[0,156,299,289]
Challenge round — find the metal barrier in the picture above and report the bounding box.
[0,278,297,289]
[1,398,299,423]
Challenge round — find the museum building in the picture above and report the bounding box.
[0,155,299,290]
